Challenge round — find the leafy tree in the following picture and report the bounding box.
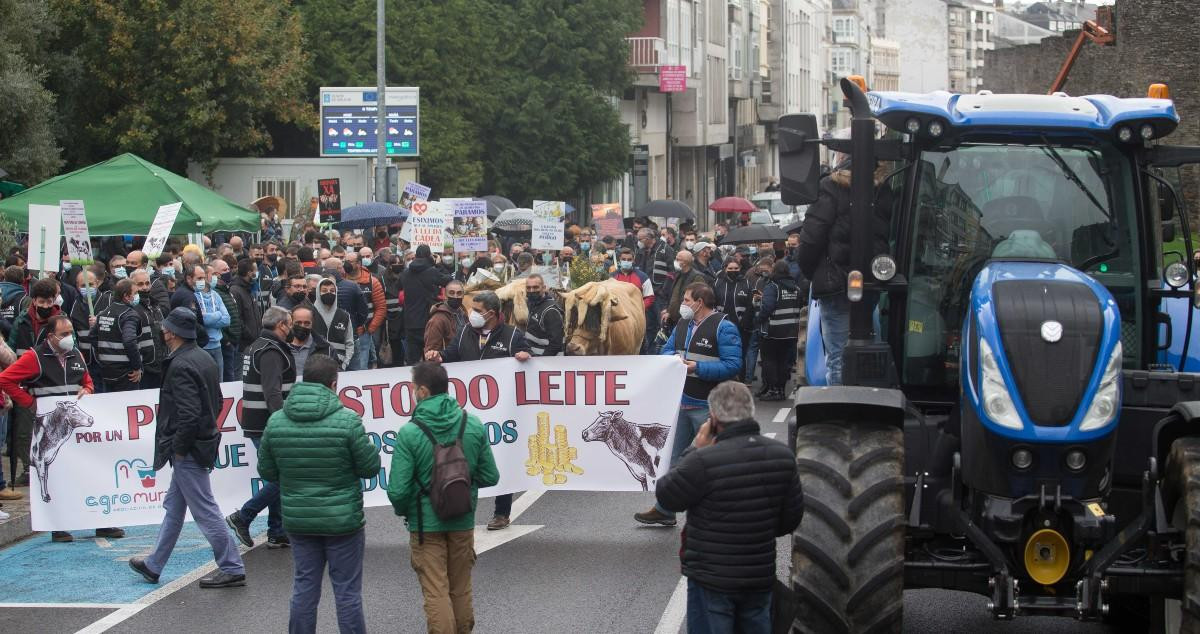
[0,0,64,185]
[47,0,313,175]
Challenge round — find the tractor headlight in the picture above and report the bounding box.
[1080,342,1123,432]
[979,338,1023,430]
[871,254,896,281]
[1165,261,1190,289]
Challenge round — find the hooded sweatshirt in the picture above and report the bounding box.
[313,277,355,370]
[257,382,380,535]
[387,393,500,533]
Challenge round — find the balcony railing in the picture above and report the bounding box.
[627,36,665,69]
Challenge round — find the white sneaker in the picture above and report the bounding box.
[0,508,10,522]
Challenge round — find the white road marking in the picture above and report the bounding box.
[93,538,111,549]
[0,603,134,609]
[654,576,689,634]
[508,487,545,522]
[763,432,777,439]
[473,524,544,555]
[773,406,791,423]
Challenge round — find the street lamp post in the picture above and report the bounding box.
[374,0,387,204]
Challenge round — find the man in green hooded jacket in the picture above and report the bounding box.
[257,354,380,634]
[388,361,499,634]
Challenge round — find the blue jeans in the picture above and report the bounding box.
[643,305,660,355]
[145,456,245,576]
[818,294,851,386]
[221,341,238,383]
[289,529,367,634]
[655,406,710,517]
[240,437,284,537]
[349,333,373,371]
[745,330,760,381]
[203,345,224,382]
[686,578,771,634]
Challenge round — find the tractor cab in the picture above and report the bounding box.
[780,78,1200,630]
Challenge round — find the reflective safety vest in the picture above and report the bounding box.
[673,312,725,401]
[94,301,140,375]
[25,343,88,399]
[134,302,165,373]
[525,302,562,357]
[240,335,296,433]
[763,281,802,340]
[313,307,352,364]
[0,290,25,323]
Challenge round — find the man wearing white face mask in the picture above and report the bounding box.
[424,290,530,530]
[662,250,706,331]
[0,314,127,542]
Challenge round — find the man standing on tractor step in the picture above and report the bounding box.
[635,282,742,526]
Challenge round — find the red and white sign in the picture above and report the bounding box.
[659,65,687,93]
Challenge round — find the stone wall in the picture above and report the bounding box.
[983,0,1199,217]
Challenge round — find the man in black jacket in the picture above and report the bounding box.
[169,261,210,349]
[130,308,246,589]
[402,244,452,364]
[656,381,803,633]
[424,290,530,530]
[229,259,261,381]
[795,157,892,385]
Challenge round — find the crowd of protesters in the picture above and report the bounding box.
[0,200,815,633]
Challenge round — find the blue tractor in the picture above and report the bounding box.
[781,78,1200,631]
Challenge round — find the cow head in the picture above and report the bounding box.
[55,401,95,429]
[581,410,624,442]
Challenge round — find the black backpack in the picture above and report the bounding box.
[411,411,473,543]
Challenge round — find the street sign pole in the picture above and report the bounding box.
[374,0,387,204]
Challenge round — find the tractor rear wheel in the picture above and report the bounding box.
[791,422,905,633]
[1160,437,1200,633]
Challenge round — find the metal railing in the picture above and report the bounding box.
[627,37,665,69]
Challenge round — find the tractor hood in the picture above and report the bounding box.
[961,261,1123,442]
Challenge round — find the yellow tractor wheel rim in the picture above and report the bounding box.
[1024,528,1070,586]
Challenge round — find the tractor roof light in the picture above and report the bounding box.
[1148,83,1170,99]
[847,75,869,93]
[1165,261,1189,289]
[871,254,897,281]
[905,118,921,134]
[1116,126,1134,143]
[928,120,945,138]
[1080,342,1123,432]
[1140,123,1155,140]
[979,338,1023,430]
[847,270,864,302]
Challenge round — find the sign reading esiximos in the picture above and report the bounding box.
[319,87,420,157]
[29,357,686,531]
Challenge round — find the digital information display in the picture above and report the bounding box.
[319,87,420,157]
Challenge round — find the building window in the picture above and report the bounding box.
[255,178,298,217]
[667,0,680,66]
[681,1,693,73]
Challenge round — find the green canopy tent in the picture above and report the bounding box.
[0,153,259,236]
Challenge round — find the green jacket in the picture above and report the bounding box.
[387,393,499,533]
[258,382,381,535]
[215,284,241,343]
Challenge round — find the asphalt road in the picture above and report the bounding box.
[0,395,1116,633]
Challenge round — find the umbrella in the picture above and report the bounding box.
[708,196,757,214]
[251,195,286,214]
[480,195,516,219]
[0,153,259,235]
[564,202,576,213]
[641,199,694,220]
[721,224,788,245]
[335,202,407,231]
[492,207,534,234]
[783,219,804,234]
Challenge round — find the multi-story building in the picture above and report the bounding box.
[829,0,877,127]
[882,0,950,92]
[760,0,831,184]
[1020,0,1099,33]
[993,8,1055,48]
[962,1,995,92]
[871,38,901,91]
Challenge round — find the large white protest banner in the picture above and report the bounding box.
[30,356,686,531]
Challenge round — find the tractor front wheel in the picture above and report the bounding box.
[791,422,905,633]
[1159,437,1200,633]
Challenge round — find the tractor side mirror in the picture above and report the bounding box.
[1163,222,1177,244]
[1159,180,1177,221]
[779,113,821,206]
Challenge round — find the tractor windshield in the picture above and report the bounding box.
[901,141,1140,388]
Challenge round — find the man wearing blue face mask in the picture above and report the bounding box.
[94,279,144,393]
[196,264,232,378]
[149,254,175,313]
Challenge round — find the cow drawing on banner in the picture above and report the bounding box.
[581,411,671,491]
[32,401,95,502]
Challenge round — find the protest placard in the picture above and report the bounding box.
[398,181,432,212]
[317,178,342,223]
[591,203,624,239]
[27,204,62,274]
[143,202,182,258]
[452,199,489,252]
[60,200,94,266]
[408,200,446,248]
[532,218,564,250]
[532,200,566,220]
